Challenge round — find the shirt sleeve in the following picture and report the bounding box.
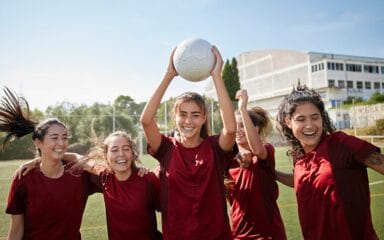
[332,132,380,165]
[5,178,26,215]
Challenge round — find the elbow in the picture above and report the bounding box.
[139,115,151,127]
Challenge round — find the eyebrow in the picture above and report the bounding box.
[48,133,67,137]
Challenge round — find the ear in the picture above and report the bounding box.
[284,117,292,129]
[34,139,42,150]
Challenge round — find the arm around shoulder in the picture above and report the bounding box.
[275,169,294,188]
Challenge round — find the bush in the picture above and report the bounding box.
[366,119,384,135]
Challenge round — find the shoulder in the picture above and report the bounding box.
[142,172,159,183]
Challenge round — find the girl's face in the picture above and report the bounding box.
[235,113,252,149]
[35,124,68,161]
[175,101,206,141]
[105,136,134,174]
[285,102,323,153]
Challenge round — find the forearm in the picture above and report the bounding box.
[275,169,294,188]
[239,108,267,159]
[7,214,24,240]
[214,75,236,135]
[364,152,384,175]
[140,73,172,126]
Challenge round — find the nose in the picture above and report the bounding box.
[56,138,66,145]
[185,115,193,124]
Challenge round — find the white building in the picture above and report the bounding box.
[205,49,384,129]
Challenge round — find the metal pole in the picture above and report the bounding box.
[112,104,116,132]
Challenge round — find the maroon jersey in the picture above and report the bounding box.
[150,135,232,240]
[6,167,94,240]
[294,132,379,240]
[91,169,162,240]
[228,143,287,240]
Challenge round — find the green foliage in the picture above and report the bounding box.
[344,96,363,104]
[368,92,384,104]
[366,119,384,135]
[0,134,35,159]
[222,57,240,102]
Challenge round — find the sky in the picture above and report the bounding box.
[1,0,384,110]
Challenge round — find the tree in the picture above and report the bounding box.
[222,57,240,102]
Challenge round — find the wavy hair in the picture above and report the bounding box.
[276,85,335,158]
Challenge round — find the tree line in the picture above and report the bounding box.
[0,58,240,160]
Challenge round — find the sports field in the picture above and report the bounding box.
[1,147,383,239]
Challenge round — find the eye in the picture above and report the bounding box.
[312,114,321,121]
[110,148,118,153]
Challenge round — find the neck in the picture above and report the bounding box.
[115,168,132,181]
[39,159,64,178]
[179,135,203,148]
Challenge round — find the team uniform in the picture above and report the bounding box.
[227,143,287,240]
[294,131,380,240]
[90,169,162,240]
[6,166,94,240]
[150,135,232,240]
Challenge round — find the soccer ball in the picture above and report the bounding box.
[173,38,215,82]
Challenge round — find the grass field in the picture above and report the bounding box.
[1,147,383,239]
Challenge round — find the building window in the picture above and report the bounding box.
[356,81,363,89]
[327,62,335,70]
[335,63,344,71]
[363,65,379,73]
[347,81,354,89]
[328,79,335,87]
[327,62,343,71]
[338,80,345,88]
[365,81,371,89]
[374,82,380,89]
[381,66,384,74]
[382,82,384,89]
[320,63,324,70]
[346,64,362,72]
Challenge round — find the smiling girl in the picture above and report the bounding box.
[140,46,236,239]
[1,87,95,240]
[275,85,384,240]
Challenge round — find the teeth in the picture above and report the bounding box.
[303,131,316,136]
[116,160,127,164]
[182,127,194,132]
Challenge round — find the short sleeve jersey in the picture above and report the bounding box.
[90,169,162,240]
[6,167,94,240]
[149,135,232,240]
[228,143,287,240]
[294,132,380,240]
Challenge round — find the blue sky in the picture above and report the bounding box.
[1,0,383,110]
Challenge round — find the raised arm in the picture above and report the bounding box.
[364,152,384,175]
[7,214,24,240]
[236,89,267,160]
[275,169,294,188]
[211,46,236,151]
[140,49,178,153]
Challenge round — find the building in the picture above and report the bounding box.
[205,49,384,129]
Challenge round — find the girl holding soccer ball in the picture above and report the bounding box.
[140,45,236,239]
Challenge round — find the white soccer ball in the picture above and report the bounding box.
[173,38,215,82]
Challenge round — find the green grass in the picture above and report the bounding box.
[1,149,383,239]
